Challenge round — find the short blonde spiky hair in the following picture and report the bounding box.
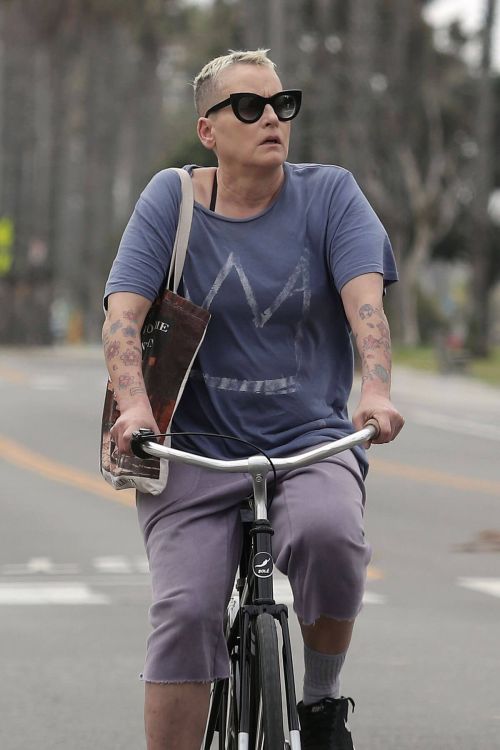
[193,49,277,117]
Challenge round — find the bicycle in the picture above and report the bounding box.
[131,420,379,750]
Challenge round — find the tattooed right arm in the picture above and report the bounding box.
[103,292,158,453]
[103,293,152,410]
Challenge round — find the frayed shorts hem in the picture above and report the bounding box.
[295,603,364,628]
[140,673,227,684]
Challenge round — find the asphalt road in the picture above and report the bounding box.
[0,347,499,750]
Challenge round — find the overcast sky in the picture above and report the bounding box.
[424,0,500,69]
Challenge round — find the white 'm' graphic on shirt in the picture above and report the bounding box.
[185,250,311,394]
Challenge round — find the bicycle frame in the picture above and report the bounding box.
[228,498,301,750]
[201,475,299,749]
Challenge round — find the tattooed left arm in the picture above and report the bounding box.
[340,273,404,444]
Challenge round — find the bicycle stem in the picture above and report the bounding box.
[247,455,273,521]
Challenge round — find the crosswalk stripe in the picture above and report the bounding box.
[458,577,500,599]
[0,556,377,578]
[94,556,133,574]
[31,375,69,391]
[0,583,109,605]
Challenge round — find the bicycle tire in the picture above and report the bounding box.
[250,613,285,749]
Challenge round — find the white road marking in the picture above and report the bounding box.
[31,375,69,391]
[1,556,149,576]
[410,409,500,442]
[134,556,150,573]
[0,557,389,605]
[458,577,500,599]
[362,592,387,605]
[93,556,149,573]
[93,556,133,574]
[0,583,109,605]
[2,557,80,575]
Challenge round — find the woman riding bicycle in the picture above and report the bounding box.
[102,49,404,750]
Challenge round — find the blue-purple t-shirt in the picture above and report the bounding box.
[105,162,397,475]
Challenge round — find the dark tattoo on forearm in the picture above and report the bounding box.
[118,374,135,389]
[130,386,146,396]
[105,340,120,359]
[361,365,390,386]
[120,349,141,367]
[359,304,381,320]
[110,319,123,334]
[118,374,147,399]
[122,325,138,338]
[104,311,145,396]
[356,304,392,386]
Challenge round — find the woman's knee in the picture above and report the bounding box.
[290,522,371,622]
[295,511,369,569]
[290,520,371,615]
[149,588,222,640]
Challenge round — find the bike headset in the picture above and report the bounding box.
[144,431,278,506]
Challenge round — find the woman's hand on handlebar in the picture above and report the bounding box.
[353,393,404,447]
[110,404,160,456]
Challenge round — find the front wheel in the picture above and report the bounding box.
[250,613,285,749]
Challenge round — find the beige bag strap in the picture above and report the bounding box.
[167,168,194,293]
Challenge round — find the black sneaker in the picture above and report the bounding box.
[297,697,356,750]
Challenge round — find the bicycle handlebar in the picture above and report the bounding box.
[130,419,380,477]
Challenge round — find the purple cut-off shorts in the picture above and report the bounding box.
[136,449,371,683]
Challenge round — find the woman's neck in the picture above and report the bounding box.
[215,164,285,218]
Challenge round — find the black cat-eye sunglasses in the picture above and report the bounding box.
[204,89,302,123]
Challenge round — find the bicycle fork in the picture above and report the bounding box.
[236,603,301,749]
[236,517,301,749]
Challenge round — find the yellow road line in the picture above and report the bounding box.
[0,366,29,384]
[370,457,500,497]
[0,436,135,507]
[367,566,383,581]
[0,434,498,520]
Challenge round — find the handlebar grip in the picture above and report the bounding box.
[131,428,158,459]
[364,418,381,440]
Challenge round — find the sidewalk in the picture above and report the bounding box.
[389,365,500,409]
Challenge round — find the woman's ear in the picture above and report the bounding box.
[197,118,216,151]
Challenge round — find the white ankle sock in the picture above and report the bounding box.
[302,644,347,706]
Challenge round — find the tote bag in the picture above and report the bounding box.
[100,168,210,494]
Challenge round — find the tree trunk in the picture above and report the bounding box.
[469,0,496,357]
[128,37,163,212]
[269,0,286,73]
[80,21,123,341]
[308,0,338,164]
[242,0,268,50]
[399,221,432,346]
[0,1,47,343]
[344,0,377,178]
